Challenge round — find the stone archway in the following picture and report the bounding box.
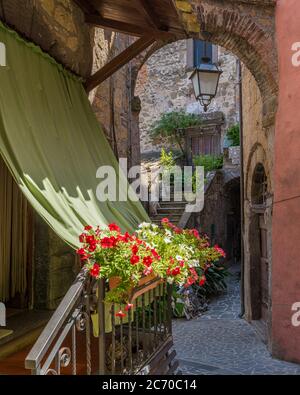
[130,0,300,364]
[248,163,271,342]
[132,1,278,125]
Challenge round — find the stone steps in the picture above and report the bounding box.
[150,193,188,227]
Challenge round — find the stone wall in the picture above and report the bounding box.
[0,0,93,77]
[135,39,239,156]
[194,169,241,261]
[242,65,274,323]
[89,32,136,162]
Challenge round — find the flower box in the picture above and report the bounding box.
[109,273,163,302]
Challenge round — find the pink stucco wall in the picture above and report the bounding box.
[272,0,300,362]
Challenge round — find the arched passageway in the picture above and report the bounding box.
[129,0,300,365]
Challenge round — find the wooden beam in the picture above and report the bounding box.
[138,0,166,30]
[73,0,97,15]
[85,14,174,40]
[85,36,156,92]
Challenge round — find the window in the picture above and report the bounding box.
[193,40,213,67]
[187,39,217,70]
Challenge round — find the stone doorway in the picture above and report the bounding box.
[249,163,270,342]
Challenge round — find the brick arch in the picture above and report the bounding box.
[174,0,278,125]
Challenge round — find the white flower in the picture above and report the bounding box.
[167,277,174,284]
[165,229,172,236]
[176,255,183,261]
[138,222,151,229]
[188,260,199,267]
[151,224,159,229]
[164,237,171,244]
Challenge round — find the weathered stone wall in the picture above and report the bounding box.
[135,39,239,156]
[89,32,135,161]
[0,0,93,77]
[242,65,274,324]
[194,169,241,261]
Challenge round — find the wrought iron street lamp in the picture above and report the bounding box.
[189,46,223,112]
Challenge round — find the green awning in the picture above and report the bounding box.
[0,22,149,248]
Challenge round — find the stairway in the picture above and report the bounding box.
[150,199,187,227]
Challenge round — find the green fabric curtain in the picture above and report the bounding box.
[0,22,149,249]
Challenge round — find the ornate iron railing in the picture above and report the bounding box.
[25,269,175,375]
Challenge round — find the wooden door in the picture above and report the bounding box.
[259,215,269,325]
[191,133,220,156]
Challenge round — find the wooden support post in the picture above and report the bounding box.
[85,36,156,92]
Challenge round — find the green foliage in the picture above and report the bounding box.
[194,262,229,297]
[226,124,240,147]
[159,148,176,172]
[193,154,223,174]
[150,111,202,154]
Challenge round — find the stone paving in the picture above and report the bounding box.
[172,264,300,375]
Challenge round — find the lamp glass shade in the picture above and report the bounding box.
[190,63,222,102]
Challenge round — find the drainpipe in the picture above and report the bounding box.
[238,60,245,318]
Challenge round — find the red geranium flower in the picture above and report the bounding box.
[174,227,183,234]
[108,223,121,232]
[199,275,206,286]
[79,233,86,243]
[190,228,200,239]
[88,243,97,252]
[130,255,140,265]
[124,232,131,242]
[151,249,161,260]
[84,225,93,231]
[101,236,117,248]
[143,256,153,267]
[161,218,169,224]
[76,248,86,256]
[184,276,196,288]
[131,244,139,255]
[125,303,134,311]
[171,267,181,276]
[90,263,100,278]
[214,245,226,258]
[189,267,198,279]
[86,235,96,244]
[116,310,126,318]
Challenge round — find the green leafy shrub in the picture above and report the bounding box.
[159,148,176,172]
[193,154,223,174]
[226,124,240,146]
[193,261,229,297]
[150,111,202,155]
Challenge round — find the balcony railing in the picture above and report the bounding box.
[25,269,178,375]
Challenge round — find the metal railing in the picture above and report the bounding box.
[25,269,172,375]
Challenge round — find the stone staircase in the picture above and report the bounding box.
[150,199,187,227]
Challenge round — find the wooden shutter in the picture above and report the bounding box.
[193,40,213,67]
